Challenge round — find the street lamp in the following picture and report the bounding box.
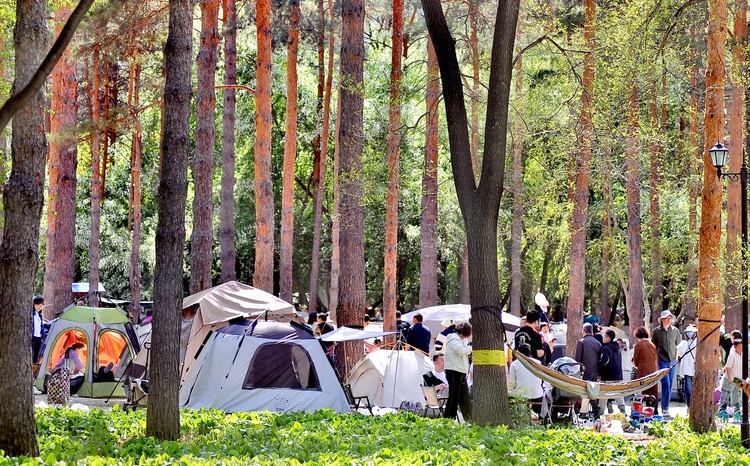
[711,140,749,448]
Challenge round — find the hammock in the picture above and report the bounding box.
[514,351,670,400]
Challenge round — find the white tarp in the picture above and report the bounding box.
[320,326,397,342]
[346,350,433,408]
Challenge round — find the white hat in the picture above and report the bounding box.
[440,317,454,328]
[535,292,549,308]
[684,324,698,332]
[660,310,675,320]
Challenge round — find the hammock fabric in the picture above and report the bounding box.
[513,351,670,400]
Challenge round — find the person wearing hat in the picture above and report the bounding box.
[434,317,455,355]
[514,310,545,364]
[677,324,698,409]
[652,310,682,416]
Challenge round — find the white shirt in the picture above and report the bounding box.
[509,359,543,399]
[677,339,696,377]
[32,311,42,338]
[726,349,743,380]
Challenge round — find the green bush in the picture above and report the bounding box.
[0,408,749,465]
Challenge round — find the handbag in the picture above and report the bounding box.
[47,366,71,406]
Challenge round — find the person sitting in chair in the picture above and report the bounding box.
[94,362,116,382]
[423,354,449,396]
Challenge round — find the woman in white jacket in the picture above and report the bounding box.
[444,322,473,420]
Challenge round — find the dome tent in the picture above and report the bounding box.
[34,306,139,398]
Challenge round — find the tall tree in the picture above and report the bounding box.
[509,12,523,317]
[625,81,645,337]
[692,0,727,433]
[725,0,746,333]
[309,0,335,315]
[129,58,143,323]
[565,0,595,356]
[51,2,78,315]
[421,0,519,426]
[190,0,219,294]
[648,78,663,323]
[254,0,274,292]
[383,0,403,321]
[146,0,193,441]
[600,147,612,323]
[220,0,238,283]
[280,0,301,303]
[336,0,366,376]
[88,45,103,308]
[0,0,48,455]
[419,37,439,309]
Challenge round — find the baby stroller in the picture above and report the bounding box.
[543,357,585,425]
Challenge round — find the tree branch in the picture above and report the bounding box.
[0,0,97,133]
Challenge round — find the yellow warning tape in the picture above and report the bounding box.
[472,349,505,366]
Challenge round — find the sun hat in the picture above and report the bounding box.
[660,310,675,320]
[440,317,454,328]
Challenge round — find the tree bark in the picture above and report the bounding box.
[129,60,143,323]
[0,0,48,455]
[565,0,595,357]
[509,15,523,317]
[254,0,274,292]
[692,0,727,433]
[625,81,645,339]
[88,46,103,309]
[146,0,193,441]
[190,0,219,294]
[422,0,519,426]
[51,3,78,315]
[329,95,342,320]
[219,0,238,283]
[725,0,746,333]
[648,80,663,325]
[600,147,612,324]
[309,0,335,315]
[419,36,439,310]
[336,0,366,378]
[280,0,301,303]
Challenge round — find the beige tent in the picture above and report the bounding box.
[180,281,296,383]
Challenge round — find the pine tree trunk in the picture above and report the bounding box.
[52,3,78,314]
[190,0,219,294]
[310,0,335,315]
[329,95,342,319]
[725,0,746,333]
[509,16,523,317]
[219,0,238,283]
[648,81,663,324]
[88,46,103,309]
[625,81,645,338]
[280,0,301,303]
[383,0,402,327]
[600,147,612,324]
[419,37,439,309]
[146,0,193,441]
[336,0,366,378]
[0,0,47,455]
[129,60,143,323]
[254,0,274,293]
[566,0,595,357]
[422,0,518,426]
[692,0,727,433]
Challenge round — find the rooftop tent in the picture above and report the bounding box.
[180,320,349,413]
[180,281,296,383]
[346,350,434,408]
[34,306,140,398]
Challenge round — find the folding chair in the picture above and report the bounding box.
[421,385,445,417]
[344,383,372,414]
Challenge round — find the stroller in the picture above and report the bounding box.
[542,357,586,425]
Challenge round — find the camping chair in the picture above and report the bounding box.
[344,383,372,414]
[420,385,446,417]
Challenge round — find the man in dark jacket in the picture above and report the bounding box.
[599,329,626,413]
[575,322,603,417]
[396,311,411,347]
[406,313,431,354]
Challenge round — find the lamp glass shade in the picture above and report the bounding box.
[709,141,729,169]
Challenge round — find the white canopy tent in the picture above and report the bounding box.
[346,350,434,408]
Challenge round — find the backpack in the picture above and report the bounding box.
[398,400,422,415]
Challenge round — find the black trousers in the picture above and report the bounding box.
[444,369,472,420]
[32,336,43,363]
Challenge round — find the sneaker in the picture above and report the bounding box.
[32,387,41,395]
[735,411,743,421]
[718,409,730,420]
[662,409,670,417]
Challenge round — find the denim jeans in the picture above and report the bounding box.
[683,375,693,407]
[658,360,677,411]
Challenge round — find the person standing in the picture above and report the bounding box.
[575,322,602,417]
[599,329,626,413]
[514,310,545,364]
[652,310,681,416]
[677,324,697,409]
[31,295,45,363]
[444,322,472,420]
[718,338,744,421]
[632,326,659,411]
[395,311,411,347]
[434,317,455,355]
[406,313,431,354]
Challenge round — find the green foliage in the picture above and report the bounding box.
[1,408,747,465]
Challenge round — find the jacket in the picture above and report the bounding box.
[598,341,623,381]
[651,324,681,362]
[575,334,602,381]
[444,333,472,373]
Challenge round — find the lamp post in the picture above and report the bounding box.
[710,141,749,447]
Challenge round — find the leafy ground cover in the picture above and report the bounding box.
[2,408,749,465]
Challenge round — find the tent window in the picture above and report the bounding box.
[243,343,320,391]
[47,329,88,372]
[95,330,132,381]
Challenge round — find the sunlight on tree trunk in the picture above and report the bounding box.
[220,0,238,284]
